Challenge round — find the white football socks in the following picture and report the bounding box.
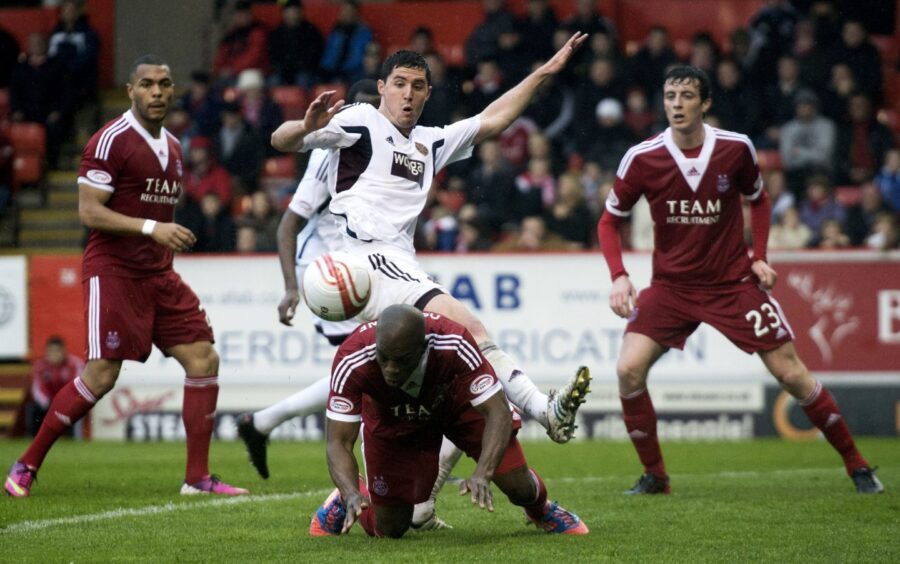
[480,341,549,427]
[252,376,330,435]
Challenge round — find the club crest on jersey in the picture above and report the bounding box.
[415,142,429,156]
[391,151,425,187]
[716,174,730,193]
[105,331,121,350]
[372,475,389,496]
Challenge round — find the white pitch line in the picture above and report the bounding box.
[547,467,840,484]
[2,489,332,535]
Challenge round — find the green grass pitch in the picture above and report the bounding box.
[1,438,897,562]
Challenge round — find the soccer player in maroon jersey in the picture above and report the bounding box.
[5,55,247,497]
[309,305,588,537]
[597,66,883,495]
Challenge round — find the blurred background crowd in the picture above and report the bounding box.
[1,0,898,254]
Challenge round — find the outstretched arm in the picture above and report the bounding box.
[271,90,345,152]
[325,418,367,533]
[473,32,586,144]
[459,391,512,512]
[276,209,309,325]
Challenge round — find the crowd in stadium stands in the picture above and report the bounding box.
[0,0,898,251]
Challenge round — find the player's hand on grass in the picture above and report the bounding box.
[751,260,778,290]
[304,91,345,133]
[460,476,494,512]
[342,492,369,533]
[278,289,300,326]
[152,222,196,253]
[609,275,637,319]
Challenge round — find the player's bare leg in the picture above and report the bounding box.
[617,332,670,494]
[5,359,117,497]
[411,436,462,530]
[169,341,247,495]
[237,376,331,479]
[424,294,591,442]
[760,342,882,493]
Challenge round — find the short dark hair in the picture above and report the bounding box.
[129,54,169,80]
[347,78,379,102]
[664,65,711,101]
[379,50,431,85]
[46,335,65,347]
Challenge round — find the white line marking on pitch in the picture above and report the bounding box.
[547,467,839,483]
[1,489,332,535]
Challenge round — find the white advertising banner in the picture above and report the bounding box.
[91,253,769,439]
[0,256,28,359]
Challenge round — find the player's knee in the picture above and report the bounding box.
[82,362,120,396]
[377,519,410,539]
[191,344,219,375]
[616,361,648,391]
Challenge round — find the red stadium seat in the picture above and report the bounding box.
[757,149,782,172]
[270,86,308,120]
[835,185,862,207]
[0,89,9,119]
[13,153,42,188]
[311,83,348,104]
[9,122,46,156]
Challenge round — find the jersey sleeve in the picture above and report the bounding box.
[326,338,370,423]
[431,116,480,171]
[300,104,371,152]
[736,138,764,200]
[288,148,331,218]
[78,127,124,192]
[606,154,645,218]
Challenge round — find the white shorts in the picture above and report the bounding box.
[347,246,445,322]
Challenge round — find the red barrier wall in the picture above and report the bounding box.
[28,255,84,363]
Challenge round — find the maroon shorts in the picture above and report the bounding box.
[361,409,525,507]
[83,272,214,361]
[627,282,793,354]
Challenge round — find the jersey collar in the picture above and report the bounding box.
[124,109,170,171]
[663,123,716,193]
[399,350,429,398]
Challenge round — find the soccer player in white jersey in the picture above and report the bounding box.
[236,80,380,479]
[272,32,592,518]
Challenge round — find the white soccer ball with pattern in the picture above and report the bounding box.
[302,252,372,322]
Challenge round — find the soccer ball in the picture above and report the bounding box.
[302,252,372,321]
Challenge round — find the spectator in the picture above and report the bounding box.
[418,53,460,127]
[833,20,882,100]
[26,336,83,438]
[817,218,850,249]
[194,193,236,253]
[582,98,635,172]
[626,26,676,96]
[319,0,373,83]
[623,87,656,140]
[522,61,574,143]
[497,116,539,171]
[514,156,555,220]
[711,57,758,136]
[544,172,593,248]
[517,0,558,63]
[780,90,836,196]
[466,139,517,236]
[799,174,845,245]
[179,71,222,138]
[492,215,570,252]
[688,32,720,76]
[765,169,795,222]
[0,26,18,88]
[768,206,812,249]
[526,131,562,175]
[571,58,625,150]
[235,68,283,157]
[184,136,233,208]
[744,0,798,84]
[267,0,323,88]
[758,54,804,148]
[865,212,899,250]
[408,26,437,56]
[9,33,67,168]
[0,125,13,216]
[820,63,858,123]
[464,0,516,70]
[495,27,531,86]
[213,0,269,82]
[48,0,100,112]
[235,225,258,253]
[875,148,900,212]
[361,41,383,81]
[237,191,280,252]
[562,0,617,44]
[728,27,752,74]
[791,18,834,92]
[835,91,894,186]
[844,181,890,246]
[215,101,263,195]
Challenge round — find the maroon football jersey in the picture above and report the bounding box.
[78,110,185,279]
[607,125,764,288]
[326,313,501,441]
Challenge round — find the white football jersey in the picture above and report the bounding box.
[288,148,344,267]
[300,103,480,256]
